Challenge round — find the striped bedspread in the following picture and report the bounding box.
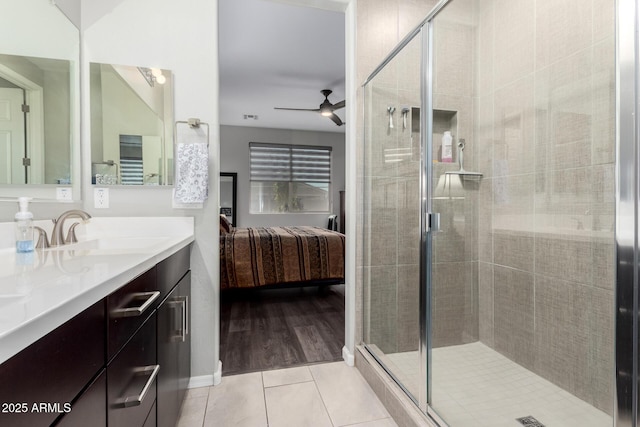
[220,226,345,290]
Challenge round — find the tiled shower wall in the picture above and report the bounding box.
[473,0,615,414]
[430,0,479,348]
[356,0,440,350]
[363,36,423,354]
[358,0,616,416]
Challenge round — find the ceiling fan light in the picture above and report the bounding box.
[320,104,333,116]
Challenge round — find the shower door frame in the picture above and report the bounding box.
[616,0,639,425]
[360,21,431,410]
[419,15,433,419]
[360,0,452,420]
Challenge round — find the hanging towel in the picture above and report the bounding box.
[174,126,209,204]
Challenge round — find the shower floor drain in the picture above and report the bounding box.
[516,416,545,427]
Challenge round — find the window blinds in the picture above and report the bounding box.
[250,143,331,183]
[119,135,143,185]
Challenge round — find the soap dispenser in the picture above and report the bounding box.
[15,197,34,253]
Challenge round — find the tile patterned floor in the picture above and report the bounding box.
[386,342,613,427]
[177,362,397,427]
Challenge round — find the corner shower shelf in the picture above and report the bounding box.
[444,139,483,179]
[445,169,483,179]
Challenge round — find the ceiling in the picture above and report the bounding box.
[218,0,346,133]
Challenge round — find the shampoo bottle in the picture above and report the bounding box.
[15,197,34,253]
[441,131,453,162]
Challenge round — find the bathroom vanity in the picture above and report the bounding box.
[0,217,194,427]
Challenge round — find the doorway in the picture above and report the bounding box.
[217,0,350,376]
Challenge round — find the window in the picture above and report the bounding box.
[119,135,143,185]
[250,142,331,213]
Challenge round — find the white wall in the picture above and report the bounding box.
[82,0,219,382]
[220,125,345,228]
[55,0,82,28]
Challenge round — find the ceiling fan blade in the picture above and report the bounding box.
[331,100,346,110]
[328,113,344,126]
[274,107,320,112]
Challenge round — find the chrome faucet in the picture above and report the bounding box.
[50,210,92,246]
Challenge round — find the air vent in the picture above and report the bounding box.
[243,114,259,120]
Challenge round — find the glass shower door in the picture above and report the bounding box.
[361,0,617,424]
[427,1,615,426]
[362,31,425,405]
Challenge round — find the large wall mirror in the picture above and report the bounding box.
[220,172,237,226]
[90,63,174,186]
[0,0,80,200]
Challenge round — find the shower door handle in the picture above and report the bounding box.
[427,212,441,232]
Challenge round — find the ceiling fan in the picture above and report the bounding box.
[274,89,346,126]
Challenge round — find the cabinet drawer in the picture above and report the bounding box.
[157,245,190,299]
[142,401,156,427]
[55,369,106,427]
[107,315,157,427]
[0,300,104,427]
[107,267,158,360]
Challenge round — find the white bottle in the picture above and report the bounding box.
[15,197,34,253]
[441,131,453,163]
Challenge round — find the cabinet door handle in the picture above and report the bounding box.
[179,296,189,342]
[112,291,160,318]
[169,296,189,342]
[116,364,160,408]
[167,298,182,342]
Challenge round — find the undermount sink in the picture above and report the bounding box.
[46,236,170,253]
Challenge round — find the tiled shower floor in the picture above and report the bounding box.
[385,342,612,427]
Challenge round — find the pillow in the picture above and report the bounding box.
[220,214,233,234]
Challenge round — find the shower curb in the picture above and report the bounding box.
[355,346,439,427]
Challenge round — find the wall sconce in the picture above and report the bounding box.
[138,67,166,87]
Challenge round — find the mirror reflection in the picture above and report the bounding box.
[90,63,174,186]
[0,0,79,197]
[220,173,237,226]
[0,54,72,185]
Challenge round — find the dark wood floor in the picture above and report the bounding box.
[220,284,345,376]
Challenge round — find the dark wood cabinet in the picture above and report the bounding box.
[176,275,191,406]
[143,402,157,427]
[107,315,158,427]
[157,296,180,427]
[0,300,105,427]
[107,268,159,360]
[56,370,107,427]
[157,267,191,427]
[157,245,190,299]
[0,245,191,427]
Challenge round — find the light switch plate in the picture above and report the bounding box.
[94,188,109,209]
[56,187,73,201]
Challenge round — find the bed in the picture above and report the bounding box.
[219,215,345,290]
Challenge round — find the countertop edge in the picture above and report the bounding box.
[0,235,194,365]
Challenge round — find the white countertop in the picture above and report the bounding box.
[0,217,194,364]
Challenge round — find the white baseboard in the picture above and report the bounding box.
[187,360,223,389]
[213,360,222,385]
[188,375,214,389]
[342,345,355,366]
